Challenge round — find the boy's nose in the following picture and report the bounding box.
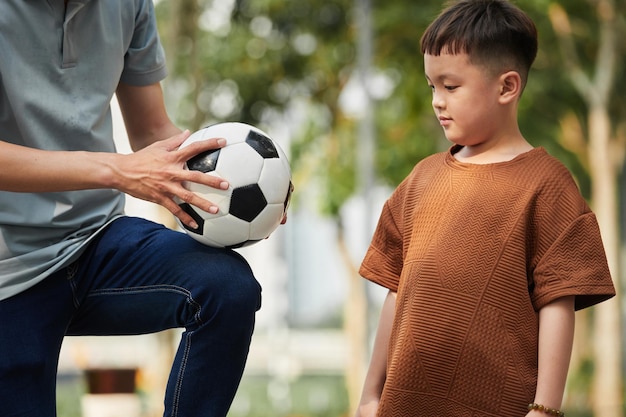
[432,92,445,109]
[432,98,444,110]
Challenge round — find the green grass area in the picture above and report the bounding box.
[56,373,349,417]
[230,374,349,417]
[55,372,626,417]
[56,373,84,417]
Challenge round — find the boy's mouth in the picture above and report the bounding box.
[438,115,452,126]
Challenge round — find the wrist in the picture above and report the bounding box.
[527,402,565,417]
[98,152,126,190]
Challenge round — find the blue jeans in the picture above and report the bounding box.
[0,216,262,417]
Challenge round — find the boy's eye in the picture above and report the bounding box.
[427,83,458,92]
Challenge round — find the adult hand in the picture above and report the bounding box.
[112,130,228,229]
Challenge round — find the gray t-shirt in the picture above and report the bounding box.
[0,0,168,300]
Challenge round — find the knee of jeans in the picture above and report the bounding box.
[221,268,262,315]
[172,250,261,331]
[191,258,261,324]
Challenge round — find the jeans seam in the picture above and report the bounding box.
[171,330,193,417]
[86,284,190,297]
[66,262,80,309]
[85,285,203,325]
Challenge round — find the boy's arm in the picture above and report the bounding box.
[355,290,397,417]
[527,295,575,417]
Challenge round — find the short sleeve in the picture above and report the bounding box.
[532,212,615,311]
[120,0,167,86]
[359,194,405,292]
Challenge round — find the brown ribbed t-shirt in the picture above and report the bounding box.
[360,146,615,417]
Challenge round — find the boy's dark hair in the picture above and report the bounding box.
[420,0,538,89]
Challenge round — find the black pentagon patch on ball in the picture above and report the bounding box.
[227,239,262,249]
[178,203,205,234]
[230,184,267,222]
[245,130,279,159]
[284,181,294,211]
[187,149,220,173]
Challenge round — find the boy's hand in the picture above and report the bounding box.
[354,401,379,417]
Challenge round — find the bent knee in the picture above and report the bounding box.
[193,257,262,323]
[215,250,262,312]
[220,269,262,314]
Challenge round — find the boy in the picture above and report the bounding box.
[355,1,615,416]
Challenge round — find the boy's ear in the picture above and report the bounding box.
[498,71,522,103]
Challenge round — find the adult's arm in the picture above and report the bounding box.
[0,82,229,229]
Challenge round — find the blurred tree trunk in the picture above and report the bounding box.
[338,221,368,415]
[549,1,622,416]
[162,0,203,131]
[177,0,204,131]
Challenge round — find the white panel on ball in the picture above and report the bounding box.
[184,182,233,216]
[249,204,287,240]
[257,158,291,204]
[215,143,265,187]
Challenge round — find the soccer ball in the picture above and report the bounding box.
[176,122,293,248]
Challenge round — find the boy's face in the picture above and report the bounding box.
[424,52,503,147]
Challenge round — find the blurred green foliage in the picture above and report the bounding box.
[156,0,625,216]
